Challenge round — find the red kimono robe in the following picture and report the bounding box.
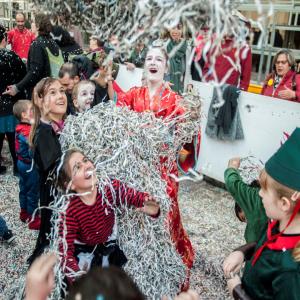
[116,85,195,285]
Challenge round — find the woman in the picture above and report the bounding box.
[115,46,195,289]
[165,23,187,94]
[261,49,300,102]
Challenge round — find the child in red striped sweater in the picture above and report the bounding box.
[57,149,159,281]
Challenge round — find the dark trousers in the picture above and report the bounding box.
[0,132,17,169]
[17,160,39,215]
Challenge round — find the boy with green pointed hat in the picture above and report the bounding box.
[223,127,300,300]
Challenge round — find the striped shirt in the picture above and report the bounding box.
[59,180,145,274]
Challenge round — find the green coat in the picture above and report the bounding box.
[224,168,267,243]
[166,39,187,94]
[242,231,300,299]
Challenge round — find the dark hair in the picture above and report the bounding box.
[272,49,296,72]
[90,36,105,48]
[56,148,86,191]
[35,13,52,36]
[58,63,79,79]
[234,202,245,222]
[67,266,145,300]
[13,100,31,121]
[0,24,7,43]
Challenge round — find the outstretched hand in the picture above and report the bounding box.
[136,195,160,217]
[228,157,241,169]
[25,253,57,300]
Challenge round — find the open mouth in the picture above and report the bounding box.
[149,68,158,74]
[85,169,94,179]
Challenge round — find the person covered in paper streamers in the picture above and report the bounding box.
[115,46,195,289]
[223,128,300,300]
[28,77,67,265]
[72,80,95,113]
[261,49,300,102]
[56,149,160,282]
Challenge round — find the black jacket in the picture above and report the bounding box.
[16,35,60,97]
[0,48,26,116]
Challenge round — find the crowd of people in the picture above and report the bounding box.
[0,8,300,300]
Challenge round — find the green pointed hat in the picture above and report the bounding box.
[265,128,300,191]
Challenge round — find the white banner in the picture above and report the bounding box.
[194,82,300,182]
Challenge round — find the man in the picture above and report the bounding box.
[7,12,35,61]
[0,25,26,175]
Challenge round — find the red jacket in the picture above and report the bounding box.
[202,38,252,91]
[8,28,35,59]
[261,70,300,102]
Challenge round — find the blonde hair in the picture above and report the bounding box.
[259,169,295,200]
[72,80,95,102]
[293,242,300,262]
[29,77,60,147]
[13,100,31,121]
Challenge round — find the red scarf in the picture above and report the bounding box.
[252,200,300,265]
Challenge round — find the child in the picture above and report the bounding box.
[28,77,67,264]
[57,149,159,281]
[58,63,80,115]
[72,80,95,113]
[224,157,267,243]
[223,128,300,300]
[0,215,15,243]
[13,100,40,230]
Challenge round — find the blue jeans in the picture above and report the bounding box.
[17,160,39,215]
[0,215,8,237]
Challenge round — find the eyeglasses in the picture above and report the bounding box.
[275,60,288,65]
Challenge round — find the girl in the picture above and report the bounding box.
[115,46,196,289]
[28,77,67,264]
[223,128,300,299]
[57,149,159,281]
[72,80,95,113]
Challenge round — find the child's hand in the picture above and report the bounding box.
[223,251,244,279]
[162,289,200,300]
[137,195,160,217]
[228,157,241,169]
[291,191,300,202]
[227,274,241,296]
[25,253,57,300]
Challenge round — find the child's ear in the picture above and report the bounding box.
[73,98,78,108]
[280,196,293,212]
[74,76,80,84]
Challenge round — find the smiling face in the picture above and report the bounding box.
[169,24,183,42]
[275,53,290,77]
[144,47,167,83]
[67,152,96,192]
[16,14,25,31]
[43,80,67,118]
[74,82,95,113]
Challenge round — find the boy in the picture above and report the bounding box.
[58,63,80,115]
[13,100,40,230]
[224,128,300,299]
[224,157,268,243]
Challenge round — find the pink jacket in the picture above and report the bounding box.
[261,70,300,102]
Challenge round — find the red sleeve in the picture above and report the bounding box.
[107,180,145,208]
[294,74,300,102]
[116,87,136,108]
[112,81,124,93]
[59,209,80,276]
[7,30,13,44]
[239,46,252,91]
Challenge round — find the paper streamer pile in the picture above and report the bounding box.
[48,96,201,299]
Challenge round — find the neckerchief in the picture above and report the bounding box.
[252,199,300,265]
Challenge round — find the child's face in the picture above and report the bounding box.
[259,185,283,220]
[22,103,34,123]
[74,83,95,113]
[145,48,166,83]
[43,81,67,117]
[67,152,96,192]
